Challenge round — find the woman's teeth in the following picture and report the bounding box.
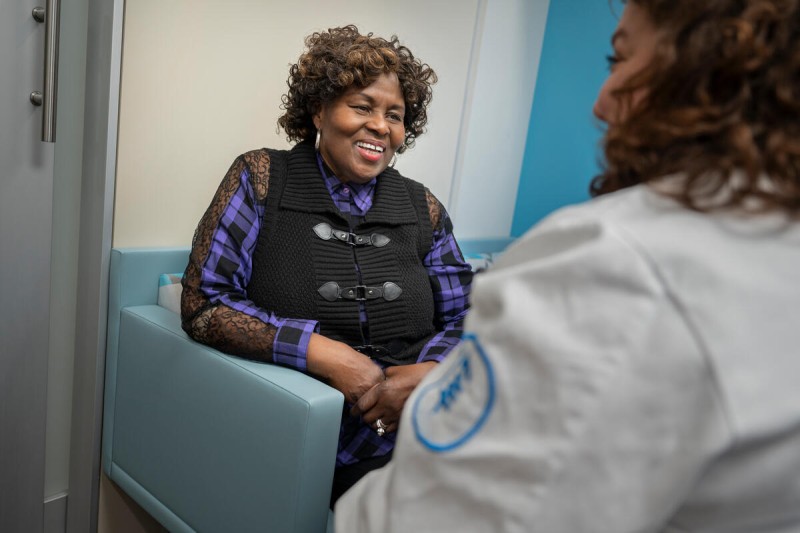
[357,142,384,153]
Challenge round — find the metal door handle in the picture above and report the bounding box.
[30,1,60,143]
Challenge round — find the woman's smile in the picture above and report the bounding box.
[314,72,406,184]
[355,141,386,162]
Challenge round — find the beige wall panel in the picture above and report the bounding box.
[114,0,479,247]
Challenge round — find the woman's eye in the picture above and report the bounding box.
[388,113,403,122]
[353,105,370,113]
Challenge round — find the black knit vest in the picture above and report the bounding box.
[246,141,436,364]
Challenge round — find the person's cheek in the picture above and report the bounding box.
[629,88,648,116]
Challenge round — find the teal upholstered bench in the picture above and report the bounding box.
[103,248,342,532]
[102,239,512,532]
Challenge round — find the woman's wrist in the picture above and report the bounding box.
[306,333,341,380]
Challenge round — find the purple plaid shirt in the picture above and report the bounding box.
[197,153,472,465]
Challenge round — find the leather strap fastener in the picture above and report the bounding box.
[312,223,390,247]
[317,281,403,302]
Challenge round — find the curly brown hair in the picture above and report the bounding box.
[592,0,800,214]
[277,25,437,154]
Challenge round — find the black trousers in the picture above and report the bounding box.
[330,453,393,509]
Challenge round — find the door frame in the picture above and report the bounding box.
[66,0,125,531]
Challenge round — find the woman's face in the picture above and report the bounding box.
[594,3,661,125]
[314,72,406,184]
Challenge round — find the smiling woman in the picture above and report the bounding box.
[180,25,474,508]
[314,72,407,184]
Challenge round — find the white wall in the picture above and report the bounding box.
[450,0,550,239]
[114,0,479,247]
[113,0,548,247]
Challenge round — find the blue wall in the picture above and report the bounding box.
[511,0,622,237]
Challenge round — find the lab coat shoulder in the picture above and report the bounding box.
[494,183,674,272]
[535,183,800,440]
[337,186,732,533]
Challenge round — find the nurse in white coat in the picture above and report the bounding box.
[335,1,800,531]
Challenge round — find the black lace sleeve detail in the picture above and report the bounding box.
[424,187,443,232]
[180,152,277,361]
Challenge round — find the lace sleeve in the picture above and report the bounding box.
[417,188,473,363]
[424,187,443,232]
[180,152,277,361]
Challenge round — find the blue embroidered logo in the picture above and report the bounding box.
[432,355,471,413]
[412,333,495,452]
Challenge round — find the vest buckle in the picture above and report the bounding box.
[317,281,403,302]
[353,344,392,358]
[312,223,390,247]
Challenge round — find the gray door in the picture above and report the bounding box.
[0,1,55,531]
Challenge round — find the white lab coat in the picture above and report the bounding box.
[335,181,800,533]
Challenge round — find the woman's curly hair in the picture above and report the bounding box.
[277,25,437,154]
[592,0,800,214]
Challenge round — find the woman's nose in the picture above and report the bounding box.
[366,116,390,136]
[593,79,612,124]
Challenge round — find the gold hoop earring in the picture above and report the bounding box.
[390,153,397,168]
[315,130,321,151]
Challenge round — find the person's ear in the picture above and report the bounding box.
[312,107,323,131]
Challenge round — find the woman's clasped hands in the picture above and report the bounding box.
[351,361,437,436]
[307,332,437,436]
